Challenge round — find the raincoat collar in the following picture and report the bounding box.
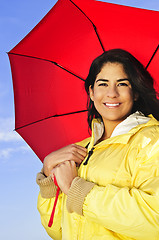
[89,112,159,150]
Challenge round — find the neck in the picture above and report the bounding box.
[102,120,122,140]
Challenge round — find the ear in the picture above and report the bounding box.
[134,92,139,101]
[89,85,94,101]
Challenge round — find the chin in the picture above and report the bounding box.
[102,113,130,123]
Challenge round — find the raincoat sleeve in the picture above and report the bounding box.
[36,170,62,240]
[66,140,159,239]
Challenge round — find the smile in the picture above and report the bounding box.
[104,103,121,108]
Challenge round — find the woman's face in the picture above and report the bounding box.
[89,62,136,126]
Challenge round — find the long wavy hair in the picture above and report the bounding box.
[85,49,159,129]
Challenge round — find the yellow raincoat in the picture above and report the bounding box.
[37,113,159,240]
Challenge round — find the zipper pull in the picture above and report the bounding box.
[83,147,94,165]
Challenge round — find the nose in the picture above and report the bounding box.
[106,85,119,98]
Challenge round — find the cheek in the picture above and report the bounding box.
[93,88,105,100]
[121,89,134,102]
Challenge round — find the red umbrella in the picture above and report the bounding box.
[8,0,159,162]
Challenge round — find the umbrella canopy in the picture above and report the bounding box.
[8,0,159,162]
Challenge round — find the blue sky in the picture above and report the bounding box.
[0,0,159,239]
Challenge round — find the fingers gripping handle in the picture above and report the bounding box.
[48,176,60,227]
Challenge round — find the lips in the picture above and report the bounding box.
[104,103,121,108]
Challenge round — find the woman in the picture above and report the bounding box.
[36,49,159,240]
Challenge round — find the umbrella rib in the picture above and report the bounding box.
[69,0,105,52]
[146,45,159,69]
[15,109,88,131]
[7,52,85,82]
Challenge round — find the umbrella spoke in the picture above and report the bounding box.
[15,109,88,131]
[146,44,159,69]
[69,0,105,52]
[8,52,85,81]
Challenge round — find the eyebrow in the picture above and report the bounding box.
[96,78,129,83]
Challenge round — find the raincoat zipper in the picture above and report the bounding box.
[83,147,95,165]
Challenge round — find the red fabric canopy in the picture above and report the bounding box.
[8,0,159,161]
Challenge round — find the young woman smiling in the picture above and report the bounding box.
[89,62,136,139]
[36,49,159,240]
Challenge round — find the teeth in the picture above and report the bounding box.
[105,103,120,107]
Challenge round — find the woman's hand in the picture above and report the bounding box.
[51,161,77,195]
[43,144,87,176]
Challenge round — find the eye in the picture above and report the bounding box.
[117,82,129,87]
[98,83,108,87]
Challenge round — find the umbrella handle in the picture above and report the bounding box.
[48,176,60,227]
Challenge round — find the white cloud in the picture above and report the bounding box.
[0,117,22,142]
[0,117,31,160]
[0,130,21,142]
[0,146,29,159]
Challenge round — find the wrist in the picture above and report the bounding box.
[43,157,55,176]
[66,177,95,215]
[43,164,49,177]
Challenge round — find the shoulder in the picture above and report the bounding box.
[137,118,159,140]
[130,123,159,159]
[129,119,159,149]
[139,124,159,137]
